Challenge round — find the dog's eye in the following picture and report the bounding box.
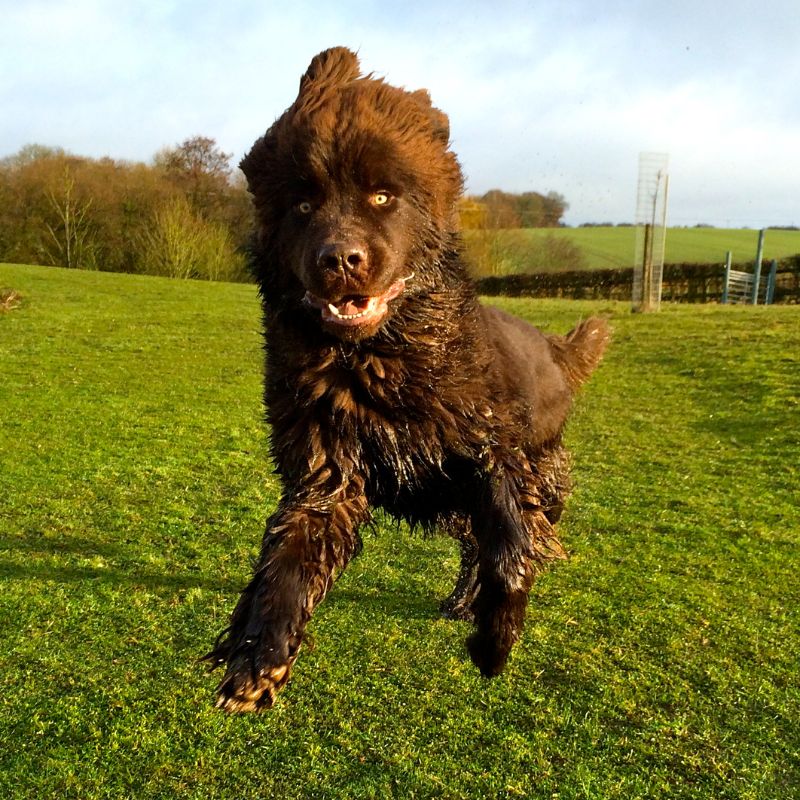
[296,200,313,215]
[370,191,393,207]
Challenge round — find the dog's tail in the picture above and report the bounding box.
[548,317,611,392]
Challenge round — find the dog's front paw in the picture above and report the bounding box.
[203,626,300,713]
[213,656,293,713]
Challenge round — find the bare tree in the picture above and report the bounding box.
[139,195,246,281]
[155,136,233,218]
[44,168,95,269]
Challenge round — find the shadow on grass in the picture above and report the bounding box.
[0,559,239,592]
[1,531,138,559]
[1,532,450,618]
[325,587,444,622]
[0,533,239,592]
[0,531,441,616]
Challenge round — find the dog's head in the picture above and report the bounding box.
[241,47,464,341]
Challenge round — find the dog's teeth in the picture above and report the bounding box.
[324,304,372,321]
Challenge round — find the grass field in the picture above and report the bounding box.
[1,263,798,799]
[466,226,800,272]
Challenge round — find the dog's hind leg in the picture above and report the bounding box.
[204,485,369,712]
[465,454,567,677]
[439,517,479,622]
[530,444,572,526]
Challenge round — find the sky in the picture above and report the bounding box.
[2,0,798,227]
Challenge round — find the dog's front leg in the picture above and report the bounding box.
[206,488,368,712]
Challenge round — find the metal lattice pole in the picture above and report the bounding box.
[633,153,669,312]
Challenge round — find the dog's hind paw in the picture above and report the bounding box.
[466,630,511,678]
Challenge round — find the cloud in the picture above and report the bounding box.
[1,0,798,225]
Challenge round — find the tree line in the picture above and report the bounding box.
[0,139,569,280]
[459,189,568,230]
[0,138,252,281]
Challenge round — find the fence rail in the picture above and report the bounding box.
[724,269,755,303]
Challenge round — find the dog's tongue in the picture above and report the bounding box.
[335,297,371,316]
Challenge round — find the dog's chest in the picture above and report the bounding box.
[292,347,481,478]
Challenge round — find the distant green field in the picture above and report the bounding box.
[555,227,800,270]
[1,263,799,799]
[465,227,800,273]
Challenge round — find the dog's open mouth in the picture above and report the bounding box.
[303,275,412,328]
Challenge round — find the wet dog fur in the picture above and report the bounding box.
[205,47,610,712]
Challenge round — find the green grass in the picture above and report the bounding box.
[480,226,800,270]
[1,263,799,799]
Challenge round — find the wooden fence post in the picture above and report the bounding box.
[751,229,765,305]
[722,251,732,304]
[766,259,778,305]
[641,223,653,311]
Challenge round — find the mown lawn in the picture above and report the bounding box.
[1,263,798,799]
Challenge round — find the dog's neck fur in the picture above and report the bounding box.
[252,243,497,514]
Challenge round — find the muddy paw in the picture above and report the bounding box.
[214,659,293,713]
[440,599,475,622]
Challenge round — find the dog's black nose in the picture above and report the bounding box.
[317,243,367,273]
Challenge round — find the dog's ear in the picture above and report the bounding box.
[410,89,450,145]
[299,47,361,94]
[241,48,361,190]
[239,136,268,185]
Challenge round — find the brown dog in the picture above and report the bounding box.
[205,47,609,712]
